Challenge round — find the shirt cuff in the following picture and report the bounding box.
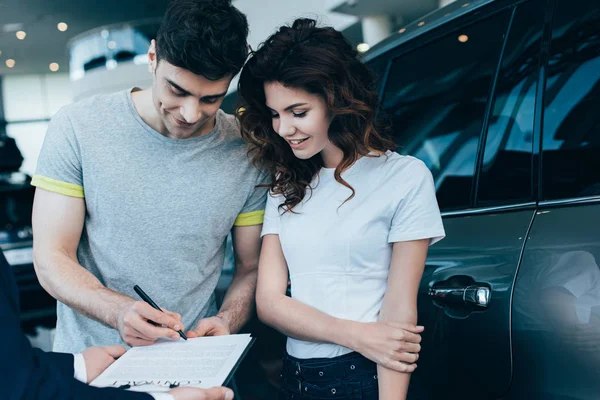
[150,393,175,400]
[73,353,87,383]
[234,210,265,226]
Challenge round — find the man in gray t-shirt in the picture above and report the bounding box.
[31,0,266,355]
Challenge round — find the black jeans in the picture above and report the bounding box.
[279,351,379,400]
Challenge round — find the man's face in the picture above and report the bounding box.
[149,45,232,139]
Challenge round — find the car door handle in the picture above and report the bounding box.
[428,285,491,307]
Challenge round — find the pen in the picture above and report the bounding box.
[133,285,187,340]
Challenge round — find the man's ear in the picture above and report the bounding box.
[148,39,157,74]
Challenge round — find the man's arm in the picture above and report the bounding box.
[219,224,262,332]
[187,224,262,337]
[32,188,183,346]
[32,188,127,327]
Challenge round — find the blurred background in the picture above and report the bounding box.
[0,0,454,338]
[0,0,460,398]
[4,0,600,399]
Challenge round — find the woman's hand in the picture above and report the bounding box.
[347,321,423,373]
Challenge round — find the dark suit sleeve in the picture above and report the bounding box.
[32,348,75,378]
[0,251,152,400]
[6,330,152,399]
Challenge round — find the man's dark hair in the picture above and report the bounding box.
[156,0,249,80]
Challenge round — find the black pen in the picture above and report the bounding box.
[133,285,187,340]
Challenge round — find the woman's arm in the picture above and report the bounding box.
[378,239,430,400]
[256,234,423,373]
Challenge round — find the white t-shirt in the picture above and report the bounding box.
[261,151,446,359]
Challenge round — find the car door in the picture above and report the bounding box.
[508,0,600,398]
[374,0,546,398]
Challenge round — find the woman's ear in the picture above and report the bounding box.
[147,40,157,74]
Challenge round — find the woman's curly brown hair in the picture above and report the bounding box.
[238,18,395,213]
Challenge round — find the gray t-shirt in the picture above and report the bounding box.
[32,89,267,353]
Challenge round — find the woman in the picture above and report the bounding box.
[238,19,445,400]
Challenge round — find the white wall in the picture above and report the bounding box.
[71,62,152,102]
[2,73,72,176]
[2,74,71,122]
[236,0,357,50]
[223,0,358,93]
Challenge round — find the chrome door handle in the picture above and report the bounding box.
[428,285,491,307]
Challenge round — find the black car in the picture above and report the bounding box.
[363,0,600,398]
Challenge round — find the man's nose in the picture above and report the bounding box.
[180,101,201,124]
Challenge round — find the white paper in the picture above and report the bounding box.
[91,334,253,392]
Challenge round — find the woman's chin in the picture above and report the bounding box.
[291,149,315,160]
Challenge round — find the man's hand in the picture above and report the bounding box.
[81,345,127,383]
[349,321,423,373]
[168,387,234,400]
[186,316,230,338]
[116,300,184,346]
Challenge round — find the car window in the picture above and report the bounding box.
[541,0,600,200]
[379,10,511,211]
[476,0,545,206]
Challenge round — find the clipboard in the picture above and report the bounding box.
[223,336,256,386]
[91,334,256,391]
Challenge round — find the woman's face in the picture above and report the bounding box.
[264,82,336,162]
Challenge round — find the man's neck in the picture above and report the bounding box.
[130,88,167,135]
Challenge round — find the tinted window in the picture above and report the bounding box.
[380,10,510,211]
[477,0,544,206]
[367,55,390,94]
[542,0,600,200]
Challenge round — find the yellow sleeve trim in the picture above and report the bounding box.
[234,210,265,226]
[31,175,85,198]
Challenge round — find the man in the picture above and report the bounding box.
[0,250,234,399]
[31,0,266,353]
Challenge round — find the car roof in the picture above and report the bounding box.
[362,0,499,63]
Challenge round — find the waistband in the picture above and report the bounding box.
[282,351,376,381]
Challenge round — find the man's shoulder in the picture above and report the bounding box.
[58,90,128,123]
[214,110,253,154]
[216,110,243,140]
[211,110,266,179]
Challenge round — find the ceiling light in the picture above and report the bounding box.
[0,49,2,56]
[357,43,370,53]
[107,41,117,49]
[71,69,85,81]
[6,59,15,68]
[398,28,406,34]
[462,2,470,7]
[57,22,68,32]
[16,31,26,40]
[418,21,425,27]
[458,34,469,42]
[49,63,60,72]
[106,59,117,70]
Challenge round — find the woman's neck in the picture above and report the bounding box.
[321,142,344,169]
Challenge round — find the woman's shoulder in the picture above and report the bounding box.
[365,151,431,181]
